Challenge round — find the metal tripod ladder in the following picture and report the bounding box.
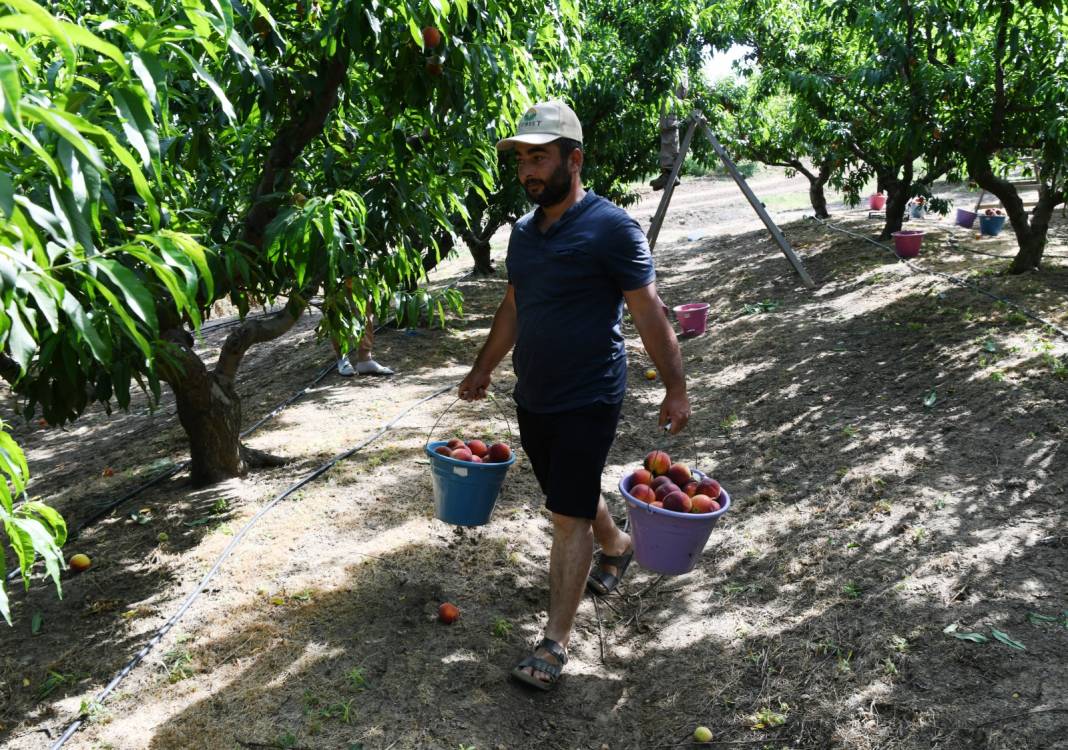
[645,111,816,289]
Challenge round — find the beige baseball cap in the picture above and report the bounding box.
[495,100,583,151]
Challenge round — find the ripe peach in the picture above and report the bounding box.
[69,553,91,573]
[631,468,653,487]
[425,59,443,76]
[470,455,483,463]
[101,467,115,478]
[690,494,720,514]
[667,463,691,486]
[654,482,680,502]
[650,500,664,508]
[422,25,442,48]
[487,443,511,462]
[650,475,674,490]
[434,445,452,457]
[466,439,489,458]
[447,438,466,450]
[644,368,657,380]
[644,450,671,476]
[696,477,721,500]
[438,602,460,624]
[630,483,656,504]
[450,448,473,462]
[663,490,692,513]
[682,480,698,497]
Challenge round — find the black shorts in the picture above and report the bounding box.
[516,400,623,520]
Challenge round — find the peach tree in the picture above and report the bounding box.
[0,0,577,619]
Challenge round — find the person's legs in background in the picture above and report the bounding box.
[333,299,394,377]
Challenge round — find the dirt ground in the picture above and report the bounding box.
[2,171,1067,750]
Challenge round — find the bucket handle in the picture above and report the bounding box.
[425,391,515,449]
[651,420,700,471]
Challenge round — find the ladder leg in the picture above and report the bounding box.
[696,117,816,289]
[646,116,698,252]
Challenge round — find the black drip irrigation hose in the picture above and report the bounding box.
[805,216,1068,341]
[49,381,457,750]
[9,271,477,582]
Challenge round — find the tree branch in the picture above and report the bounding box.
[244,49,350,249]
[987,1,1013,149]
[215,293,313,384]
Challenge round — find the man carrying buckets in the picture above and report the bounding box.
[459,100,690,690]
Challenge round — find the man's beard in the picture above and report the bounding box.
[524,161,572,207]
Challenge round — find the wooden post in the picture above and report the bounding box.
[696,118,816,289]
[646,115,699,252]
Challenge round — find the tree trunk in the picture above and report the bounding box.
[422,231,456,276]
[968,153,1063,273]
[880,162,913,239]
[809,161,832,218]
[463,229,494,275]
[809,181,829,219]
[787,160,831,219]
[161,299,307,485]
[174,367,245,486]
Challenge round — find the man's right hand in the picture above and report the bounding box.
[458,369,492,401]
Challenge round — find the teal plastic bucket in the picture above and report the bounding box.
[426,441,515,526]
[979,214,1007,236]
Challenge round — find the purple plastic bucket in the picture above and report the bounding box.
[979,214,1007,236]
[868,194,886,210]
[620,470,731,575]
[955,208,977,228]
[673,303,710,336]
[891,230,924,258]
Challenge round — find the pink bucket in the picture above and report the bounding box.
[891,230,924,258]
[673,303,710,336]
[869,194,887,210]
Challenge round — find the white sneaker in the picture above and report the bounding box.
[336,357,356,376]
[355,359,394,376]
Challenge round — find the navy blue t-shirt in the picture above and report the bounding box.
[506,191,656,413]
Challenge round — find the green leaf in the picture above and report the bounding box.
[166,43,236,121]
[129,53,159,109]
[31,610,42,634]
[0,428,30,495]
[407,17,423,48]
[943,623,987,643]
[4,300,36,371]
[91,257,158,330]
[990,629,1026,650]
[15,271,60,333]
[0,170,13,218]
[0,11,75,74]
[21,501,67,546]
[21,104,106,172]
[11,515,64,595]
[60,292,111,363]
[922,389,937,408]
[111,87,159,170]
[0,53,22,123]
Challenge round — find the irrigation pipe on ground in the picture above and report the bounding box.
[49,381,457,750]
